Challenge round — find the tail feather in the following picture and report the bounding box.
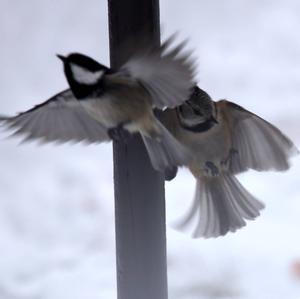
[142,120,192,171]
[175,174,264,238]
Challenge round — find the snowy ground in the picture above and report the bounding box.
[1,1,300,298]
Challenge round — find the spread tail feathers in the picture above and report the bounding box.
[174,174,265,238]
[142,120,192,171]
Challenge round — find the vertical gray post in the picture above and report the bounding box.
[107,1,168,299]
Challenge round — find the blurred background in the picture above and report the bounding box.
[1,0,300,298]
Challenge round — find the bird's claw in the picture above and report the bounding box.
[221,148,238,167]
[204,161,219,177]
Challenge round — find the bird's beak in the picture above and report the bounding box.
[211,116,218,124]
[56,54,66,62]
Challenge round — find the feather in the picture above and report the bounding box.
[120,34,196,109]
[142,120,192,171]
[0,89,110,144]
[220,100,298,174]
[174,175,264,238]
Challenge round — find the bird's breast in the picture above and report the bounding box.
[79,97,111,126]
[79,89,152,130]
[177,117,232,177]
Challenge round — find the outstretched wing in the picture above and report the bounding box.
[0,89,110,144]
[219,100,298,174]
[120,34,196,109]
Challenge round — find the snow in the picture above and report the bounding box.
[1,0,300,298]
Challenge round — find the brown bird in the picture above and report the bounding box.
[162,86,298,238]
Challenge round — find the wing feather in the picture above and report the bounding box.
[0,89,110,144]
[220,100,298,174]
[120,34,196,109]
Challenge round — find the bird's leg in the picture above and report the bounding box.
[204,161,219,177]
[108,123,131,142]
[221,148,238,169]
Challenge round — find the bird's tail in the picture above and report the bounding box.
[174,174,265,238]
[141,120,192,171]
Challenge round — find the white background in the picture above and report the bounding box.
[1,1,300,298]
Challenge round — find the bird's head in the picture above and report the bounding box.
[177,86,218,127]
[57,53,109,98]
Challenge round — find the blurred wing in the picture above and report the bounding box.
[158,108,179,137]
[0,89,110,144]
[220,100,298,174]
[120,34,196,109]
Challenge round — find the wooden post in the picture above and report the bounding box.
[108,1,168,299]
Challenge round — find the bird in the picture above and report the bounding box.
[0,35,196,171]
[162,86,298,238]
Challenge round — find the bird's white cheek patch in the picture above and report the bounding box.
[70,64,104,85]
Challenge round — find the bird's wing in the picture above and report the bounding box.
[120,34,196,109]
[0,89,110,144]
[219,100,298,174]
[159,108,179,137]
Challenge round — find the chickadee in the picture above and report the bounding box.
[162,86,298,238]
[0,35,196,171]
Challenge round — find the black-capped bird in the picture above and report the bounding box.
[0,35,196,171]
[162,86,298,238]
